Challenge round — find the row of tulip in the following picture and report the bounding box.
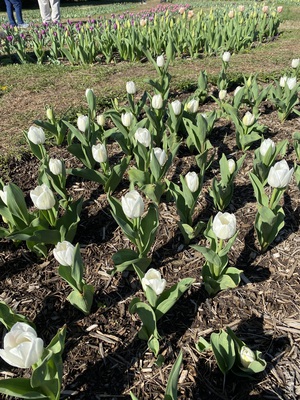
[1,4,282,65]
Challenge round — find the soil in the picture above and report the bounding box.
[0,83,300,400]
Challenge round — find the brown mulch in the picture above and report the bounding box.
[0,86,300,400]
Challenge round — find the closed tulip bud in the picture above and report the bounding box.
[152,94,163,109]
[185,99,199,113]
[222,51,231,62]
[126,81,136,95]
[242,111,255,127]
[0,322,44,369]
[185,171,199,192]
[228,159,236,174]
[30,184,56,210]
[234,86,242,96]
[49,158,62,175]
[134,127,151,147]
[279,76,287,88]
[121,190,144,219]
[0,185,8,205]
[85,88,94,98]
[171,100,182,116]
[153,147,167,166]
[277,6,283,13]
[156,55,165,68]
[287,77,297,90]
[187,10,194,19]
[97,114,106,126]
[142,268,166,295]
[262,5,269,13]
[77,115,89,132]
[219,90,227,101]
[121,111,133,127]
[238,5,245,12]
[212,211,237,240]
[28,126,45,145]
[291,58,300,68]
[92,143,107,163]
[140,18,147,27]
[240,346,255,368]
[267,159,294,188]
[259,138,275,157]
[228,10,235,18]
[46,107,54,121]
[53,240,75,266]
[178,6,185,14]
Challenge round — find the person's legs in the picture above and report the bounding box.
[4,0,17,26]
[9,0,24,25]
[49,0,60,22]
[37,0,51,23]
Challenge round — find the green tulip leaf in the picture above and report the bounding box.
[164,350,183,400]
[210,330,236,375]
[0,378,48,399]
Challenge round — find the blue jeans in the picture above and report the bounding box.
[4,0,24,26]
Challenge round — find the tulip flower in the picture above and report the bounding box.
[0,322,44,369]
[121,111,133,127]
[228,10,235,18]
[279,76,287,88]
[179,6,185,14]
[187,10,194,19]
[234,86,242,96]
[46,107,54,121]
[242,111,255,127]
[126,81,136,95]
[30,184,55,210]
[156,55,165,68]
[142,268,166,296]
[121,190,144,219]
[27,126,45,145]
[262,5,268,13]
[97,114,106,127]
[85,88,94,98]
[49,158,62,175]
[218,90,227,101]
[259,138,275,157]
[240,346,255,368]
[0,185,8,205]
[153,147,167,166]
[185,171,199,193]
[228,159,236,174]
[77,115,89,132]
[222,51,231,63]
[53,240,75,266]
[134,128,151,148]
[140,18,147,27]
[212,212,237,240]
[277,6,283,13]
[238,5,245,12]
[286,77,297,90]
[92,143,107,163]
[291,58,300,69]
[185,99,199,113]
[152,94,163,110]
[171,100,182,116]
[267,159,294,188]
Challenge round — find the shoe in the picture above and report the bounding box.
[18,23,29,28]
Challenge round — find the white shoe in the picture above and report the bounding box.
[18,23,29,28]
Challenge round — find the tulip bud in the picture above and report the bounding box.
[238,5,245,12]
[53,240,75,266]
[0,322,44,369]
[49,158,63,175]
[156,55,165,68]
[259,138,275,157]
[92,143,107,163]
[212,211,237,240]
[28,126,46,145]
[121,190,144,219]
[228,159,236,174]
[152,94,163,109]
[228,10,235,18]
[121,111,133,127]
[218,90,227,101]
[140,18,147,27]
[77,115,89,132]
[185,99,199,113]
[242,111,255,127]
[178,6,185,14]
[287,77,297,90]
[126,81,136,95]
[277,6,283,13]
[85,88,94,99]
[46,107,54,121]
[262,5,269,13]
[0,185,8,205]
[185,171,199,192]
[97,114,106,126]
[187,10,194,19]
[30,184,56,210]
[291,58,300,68]
[234,86,242,96]
[267,159,294,188]
[134,127,151,147]
[171,100,182,116]
[153,147,167,166]
[279,76,287,88]
[142,268,166,296]
[240,346,255,368]
[222,51,231,63]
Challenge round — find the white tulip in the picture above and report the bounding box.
[291,58,300,69]
[171,100,182,116]
[92,143,107,163]
[156,55,165,68]
[218,90,227,101]
[152,94,163,110]
[242,111,255,127]
[240,346,255,368]
[259,138,275,157]
[30,184,56,210]
[27,126,45,145]
[185,99,199,113]
[279,76,287,88]
[77,115,89,132]
[212,212,237,240]
[0,185,8,205]
[126,81,136,95]
[49,158,62,175]
[267,159,294,188]
[228,159,236,174]
[134,128,151,148]
[53,241,75,266]
[287,77,297,90]
[222,51,231,63]
[234,86,242,96]
[153,147,167,166]
[0,322,44,369]
[85,88,94,98]
[142,268,166,296]
[121,111,133,127]
[97,114,106,126]
[185,172,199,193]
[121,190,144,219]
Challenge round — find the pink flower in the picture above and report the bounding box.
[228,10,235,18]
[262,5,269,13]
[179,7,185,15]
[277,6,283,13]
[188,10,194,19]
